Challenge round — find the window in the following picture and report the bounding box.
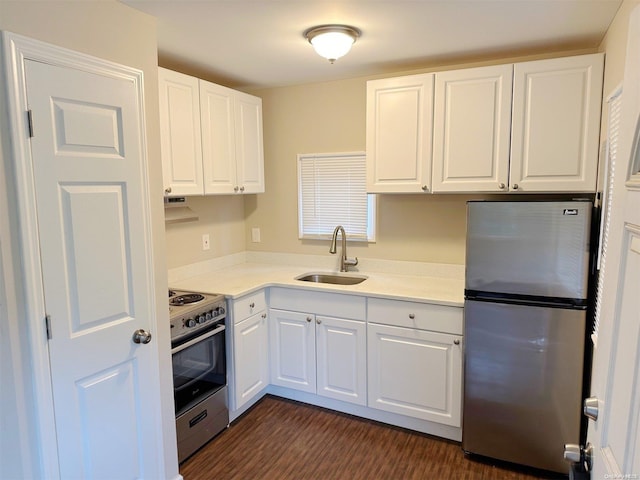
[593,86,622,345]
[298,152,376,241]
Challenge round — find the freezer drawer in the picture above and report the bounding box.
[462,300,586,474]
[466,201,591,299]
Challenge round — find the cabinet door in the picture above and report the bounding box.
[200,79,237,194]
[316,316,366,406]
[432,65,512,192]
[269,309,316,393]
[366,74,434,193]
[158,67,203,196]
[233,311,269,410]
[511,53,604,192]
[234,91,265,194]
[367,323,462,427]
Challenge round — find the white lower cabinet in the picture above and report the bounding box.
[269,308,316,393]
[367,298,463,427]
[230,290,268,411]
[268,288,368,406]
[269,308,367,406]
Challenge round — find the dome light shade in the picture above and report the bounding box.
[304,25,361,64]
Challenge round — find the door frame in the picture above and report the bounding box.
[1,31,160,478]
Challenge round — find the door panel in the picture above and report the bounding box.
[316,316,366,405]
[510,54,603,192]
[589,8,640,477]
[269,309,316,392]
[367,323,461,426]
[25,59,161,479]
[200,80,236,194]
[432,64,512,192]
[158,67,203,195]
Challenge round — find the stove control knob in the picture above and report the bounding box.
[205,311,213,321]
[197,315,206,324]
[217,306,226,316]
[186,318,196,328]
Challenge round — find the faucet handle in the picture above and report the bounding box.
[344,257,358,267]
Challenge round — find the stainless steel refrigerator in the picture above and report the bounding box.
[462,200,592,474]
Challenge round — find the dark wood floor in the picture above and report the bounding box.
[180,395,565,480]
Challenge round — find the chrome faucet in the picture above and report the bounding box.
[329,225,358,272]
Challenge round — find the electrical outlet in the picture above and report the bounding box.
[251,227,261,243]
[202,234,210,251]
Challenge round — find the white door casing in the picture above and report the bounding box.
[588,6,640,478]
[2,33,171,479]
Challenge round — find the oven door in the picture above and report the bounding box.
[171,323,226,416]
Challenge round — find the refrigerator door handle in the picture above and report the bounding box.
[465,290,588,309]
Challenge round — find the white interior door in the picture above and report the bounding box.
[24,58,164,479]
[588,6,640,477]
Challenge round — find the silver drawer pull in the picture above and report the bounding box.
[408,313,415,319]
[454,339,460,345]
[249,302,255,308]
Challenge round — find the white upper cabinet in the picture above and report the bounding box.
[200,81,265,194]
[158,68,203,196]
[233,91,265,194]
[366,74,434,193]
[432,64,513,193]
[159,67,264,196]
[367,54,604,194]
[510,54,604,193]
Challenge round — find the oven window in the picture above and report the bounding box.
[173,329,226,415]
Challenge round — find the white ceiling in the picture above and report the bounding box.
[121,0,622,89]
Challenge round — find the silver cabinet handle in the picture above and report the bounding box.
[584,397,598,421]
[164,187,172,194]
[261,313,267,319]
[316,318,321,324]
[306,316,312,323]
[512,183,519,190]
[234,186,239,192]
[421,185,428,192]
[498,183,505,190]
[454,339,461,345]
[408,313,415,319]
[132,328,152,344]
[240,186,245,192]
[249,302,255,308]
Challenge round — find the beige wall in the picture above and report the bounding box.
[165,195,246,269]
[600,1,639,98]
[0,1,177,478]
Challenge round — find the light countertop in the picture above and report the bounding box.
[170,262,464,307]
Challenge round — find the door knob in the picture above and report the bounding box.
[132,329,152,344]
[563,444,581,463]
[584,397,599,421]
[563,443,594,471]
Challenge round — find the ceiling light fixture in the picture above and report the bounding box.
[304,25,361,64]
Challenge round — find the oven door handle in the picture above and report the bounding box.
[171,324,225,355]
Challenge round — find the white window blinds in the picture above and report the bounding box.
[593,87,622,345]
[298,152,376,241]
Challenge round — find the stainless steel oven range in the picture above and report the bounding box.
[169,289,228,463]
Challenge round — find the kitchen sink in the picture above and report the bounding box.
[295,272,368,285]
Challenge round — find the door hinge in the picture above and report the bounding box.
[45,314,52,340]
[27,110,34,138]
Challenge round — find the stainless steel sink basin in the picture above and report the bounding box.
[295,272,367,285]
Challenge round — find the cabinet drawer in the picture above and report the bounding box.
[367,297,462,335]
[270,287,366,320]
[232,290,266,323]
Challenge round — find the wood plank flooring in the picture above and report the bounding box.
[180,395,566,480]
